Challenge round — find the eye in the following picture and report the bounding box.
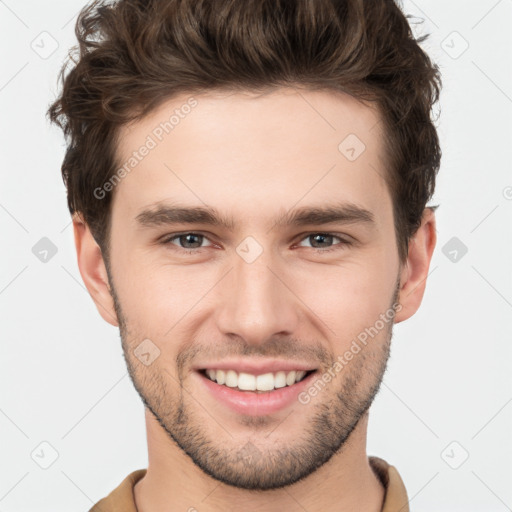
[160,231,352,255]
[161,232,214,253]
[296,233,352,253]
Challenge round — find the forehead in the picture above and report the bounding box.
[113,87,390,228]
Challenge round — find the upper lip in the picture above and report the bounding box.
[194,359,317,376]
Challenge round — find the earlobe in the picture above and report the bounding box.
[72,214,119,327]
[394,208,437,324]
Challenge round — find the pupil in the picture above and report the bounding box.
[183,234,201,248]
[313,234,330,247]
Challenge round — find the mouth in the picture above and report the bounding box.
[197,368,317,393]
[194,368,319,416]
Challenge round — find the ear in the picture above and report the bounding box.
[72,213,119,327]
[394,207,437,324]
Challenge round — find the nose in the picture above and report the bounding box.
[214,247,300,346]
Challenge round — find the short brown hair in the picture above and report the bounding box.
[48,0,441,266]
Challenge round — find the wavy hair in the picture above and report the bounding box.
[48,0,442,265]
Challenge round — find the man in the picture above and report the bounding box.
[48,0,441,510]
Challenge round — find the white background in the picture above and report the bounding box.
[1,1,511,510]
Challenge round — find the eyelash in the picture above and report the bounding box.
[159,232,352,255]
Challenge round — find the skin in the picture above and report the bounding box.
[73,87,436,511]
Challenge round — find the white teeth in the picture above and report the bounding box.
[274,371,287,388]
[238,372,256,390]
[225,370,238,388]
[204,369,310,391]
[216,369,226,385]
[256,373,275,391]
[286,371,296,386]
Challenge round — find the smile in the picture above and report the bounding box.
[195,368,318,416]
[200,368,314,392]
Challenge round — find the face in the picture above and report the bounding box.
[104,87,403,490]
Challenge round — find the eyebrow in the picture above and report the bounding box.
[135,201,376,232]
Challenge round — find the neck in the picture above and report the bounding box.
[134,409,385,512]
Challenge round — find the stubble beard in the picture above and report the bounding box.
[107,263,399,490]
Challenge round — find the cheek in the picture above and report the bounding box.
[295,259,395,341]
[113,257,211,336]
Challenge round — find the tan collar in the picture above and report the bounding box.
[90,456,409,512]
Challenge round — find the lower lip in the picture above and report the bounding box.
[195,370,317,416]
